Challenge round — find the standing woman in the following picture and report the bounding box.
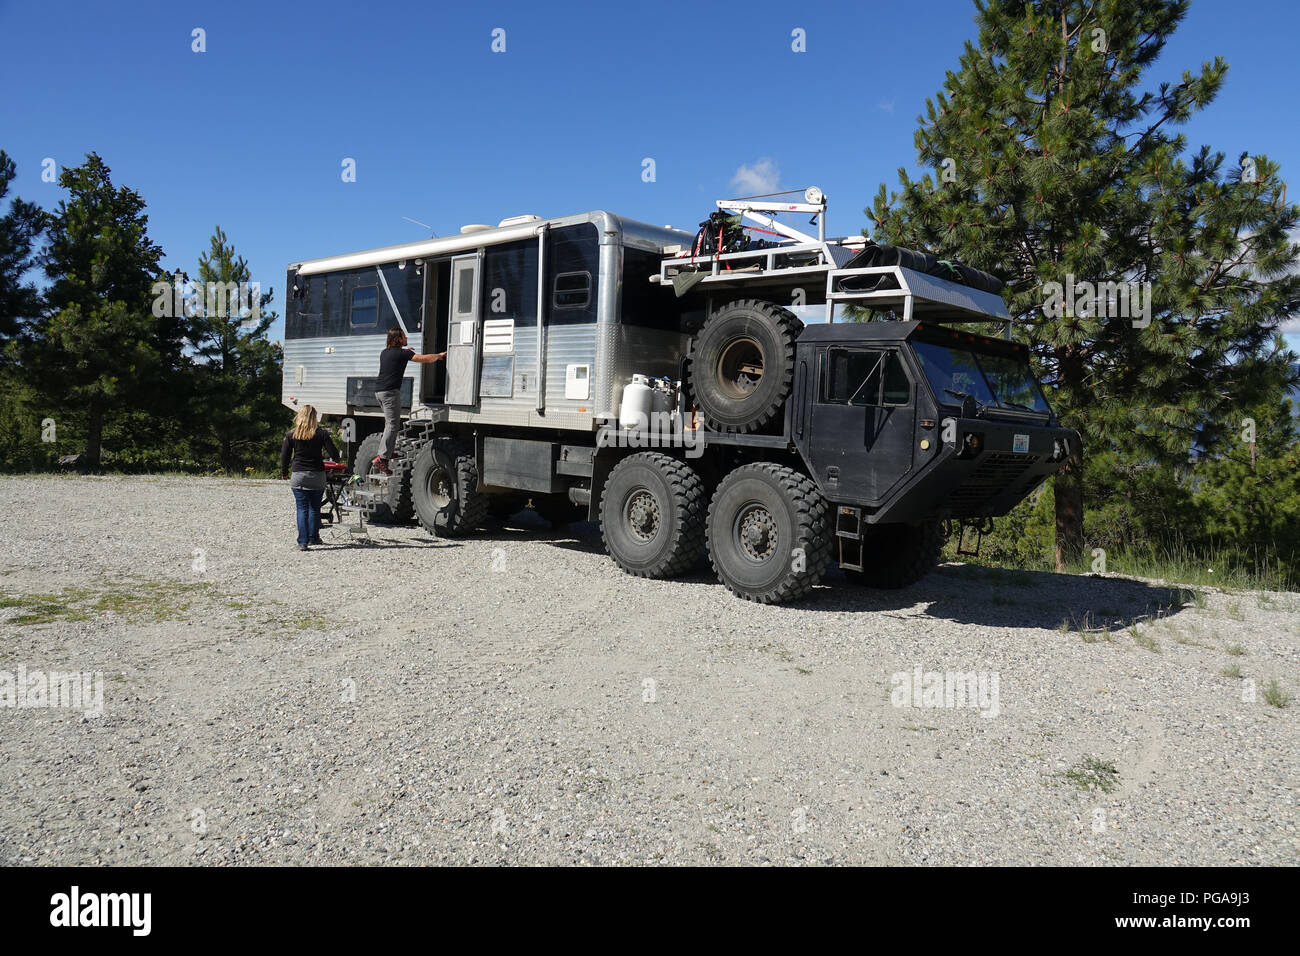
[280,405,340,551]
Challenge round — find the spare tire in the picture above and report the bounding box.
[688,299,802,433]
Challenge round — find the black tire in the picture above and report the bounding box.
[411,439,488,537]
[386,454,415,523]
[846,521,944,589]
[600,452,706,578]
[706,462,830,603]
[353,433,394,524]
[353,431,413,524]
[688,299,802,433]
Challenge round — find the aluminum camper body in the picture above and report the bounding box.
[283,211,694,430]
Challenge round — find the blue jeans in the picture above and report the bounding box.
[292,486,324,546]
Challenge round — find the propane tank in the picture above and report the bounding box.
[649,379,674,437]
[619,374,653,431]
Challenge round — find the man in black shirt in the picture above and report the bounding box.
[373,328,445,474]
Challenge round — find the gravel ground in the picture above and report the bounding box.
[0,474,1295,866]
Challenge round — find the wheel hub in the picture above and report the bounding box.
[717,337,764,399]
[625,489,661,541]
[735,505,777,562]
[427,467,452,509]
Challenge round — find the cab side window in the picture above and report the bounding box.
[819,348,910,406]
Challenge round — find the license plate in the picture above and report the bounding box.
[1013,434,1030,453]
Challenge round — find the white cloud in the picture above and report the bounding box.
[730,159,780,196]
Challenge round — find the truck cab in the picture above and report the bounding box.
[794,321,1071,525]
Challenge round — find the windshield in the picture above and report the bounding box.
[976,352,1051,412]
[912,342,1051,414]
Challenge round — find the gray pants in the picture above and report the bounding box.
[375,389,402,460]
[289,469,326,491]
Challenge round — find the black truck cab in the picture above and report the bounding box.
[792,321,1076,525]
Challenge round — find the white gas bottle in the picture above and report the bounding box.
[619,375,653,431]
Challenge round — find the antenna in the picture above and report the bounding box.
[402,216,436,237]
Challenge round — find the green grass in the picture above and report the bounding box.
[1060,757,1120,794]
[956,541,1294,594]
[1220,664,1243,679]
[0,580,212,626]
[1225,644,1246,657]
[1089,546,1294,593]
[290,613,331,632]
[1263,680,1292,709]
[1128,626,1160,654]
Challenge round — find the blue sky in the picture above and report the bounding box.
[2,0,1297,349]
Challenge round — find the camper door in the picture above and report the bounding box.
[445,253,482,406]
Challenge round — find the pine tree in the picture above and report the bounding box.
[867,0,1300,569]
[28,154,179,469]
[0,150,47,469]
[187,226,284,470]
[0,149,45,344]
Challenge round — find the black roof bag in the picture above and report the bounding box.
[840,241,1005,295]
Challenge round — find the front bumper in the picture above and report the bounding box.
[869,418,1078,524]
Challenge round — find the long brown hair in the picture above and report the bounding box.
[387,328,407,348]
[292,405,319,441]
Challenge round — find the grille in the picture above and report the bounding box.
[947,452,1040,515]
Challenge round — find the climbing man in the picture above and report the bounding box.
[373,328,445,474]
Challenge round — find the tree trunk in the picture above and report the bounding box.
[1053,450,1084,572]
[1053,342,1086,571]
[85,402,103,471]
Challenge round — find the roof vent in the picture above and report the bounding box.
[460,224,492,234]
[497,214,542,227]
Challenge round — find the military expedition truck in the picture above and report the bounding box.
[282,188,1077,602]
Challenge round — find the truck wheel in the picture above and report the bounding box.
[848,521,944,589]
[354,433,394,524]
[706,462,830,603]
[353,431,413,524]
[688,299,802,433]
[411,439,488,537]
[386,454,415,523]
[600,452,706,578]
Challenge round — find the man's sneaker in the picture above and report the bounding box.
[372,456,391,475]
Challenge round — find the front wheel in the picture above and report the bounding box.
[706,463,830,603]
[845,521,944,589]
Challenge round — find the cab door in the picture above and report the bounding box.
[809,346,915,504]
[445,253,482,406]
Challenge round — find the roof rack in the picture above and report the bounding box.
[652,187,1010,326]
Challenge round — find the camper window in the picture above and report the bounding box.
[553,271,590,310]
[351,286,378,328]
